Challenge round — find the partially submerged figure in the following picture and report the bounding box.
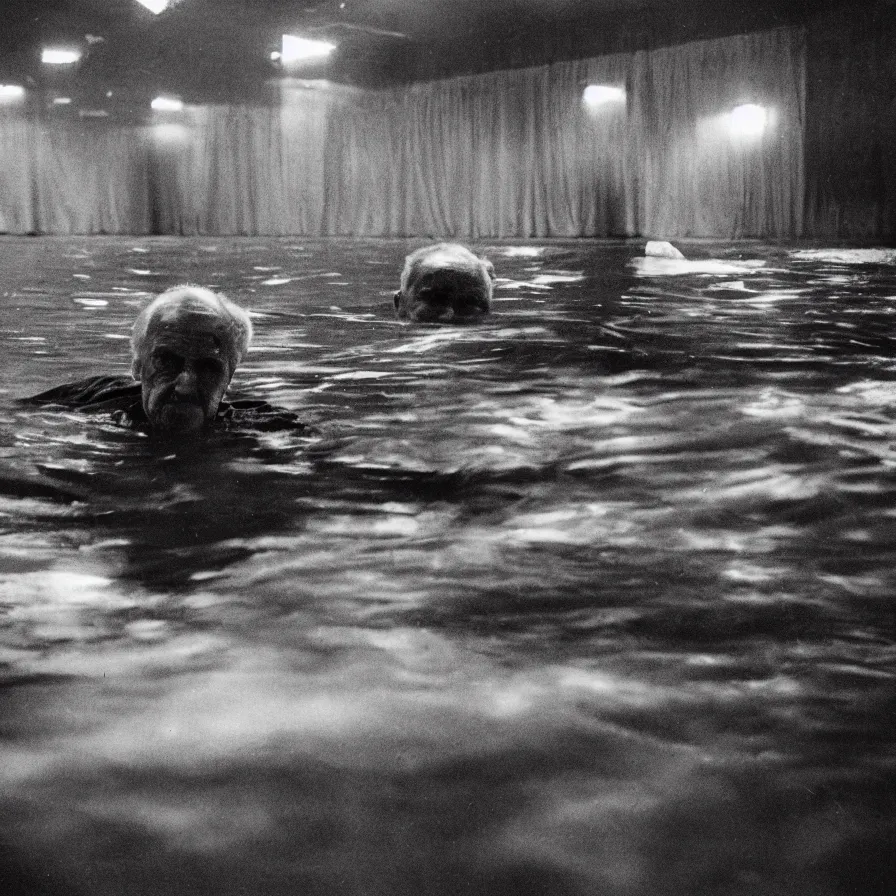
[23,285,309,437]
[644,240,686,260]
[394,243,495,323]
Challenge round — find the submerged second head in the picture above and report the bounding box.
[131,286,252,436]
[394,243,495,323]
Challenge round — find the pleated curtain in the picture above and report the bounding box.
[0,27,806,239]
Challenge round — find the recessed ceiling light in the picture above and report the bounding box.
[0,84,26,100]
[151,95,184,112]
[281,35,336,63]
[135,0,170,14]
[53,96,73,105]
[42,48,82,65]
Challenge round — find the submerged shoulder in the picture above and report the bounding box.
[21,374,139,410]
[218,398,315,433]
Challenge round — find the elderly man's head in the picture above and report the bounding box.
[131,286,252,435]
[394,243,495,323]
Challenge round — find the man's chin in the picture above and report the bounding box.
[151,404,208,436]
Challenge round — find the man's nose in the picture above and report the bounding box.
[174,364,199,396]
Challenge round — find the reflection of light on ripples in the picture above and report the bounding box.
[836,379,896,403]
[740,389,805,418]
[386,326,556,353]
[330,370,396,380]
[500,246,545,257]
[791,248,896,264]
[3,239,896,896]
[675,467,824,504]
[530,272,584,286]
[496,278,551,290]
[706,280,751,291]
[630,257,767,276]
[0,569,140,647]
[502,503,627,545]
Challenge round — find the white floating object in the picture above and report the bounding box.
[645,240,685,259]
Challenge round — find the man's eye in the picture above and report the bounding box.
[153,350,182,372]
[197,359,224,377]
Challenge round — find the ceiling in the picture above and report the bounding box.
[0,0,852,119]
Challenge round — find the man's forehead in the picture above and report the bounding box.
[147,310,229,356]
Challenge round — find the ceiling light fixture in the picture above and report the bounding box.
[0,84,26,101]
[135,0,170,14]
[42,48,82,65]
[151,95,184,112]
[281,35,336,63]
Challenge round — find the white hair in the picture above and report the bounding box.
[130,285,252,380]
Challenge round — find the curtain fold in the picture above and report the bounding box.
[0,110,36,233]
[637,28,804,238]
[322,28,803,238]
[0,112,150,234]
[149,89,333,236]
[0,27,806,239]
[324,56,638,238]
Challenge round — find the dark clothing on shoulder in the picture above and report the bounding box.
[22,375,311,434]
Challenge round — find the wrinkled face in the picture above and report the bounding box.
[138,310,233,436]
[395,246,494,323]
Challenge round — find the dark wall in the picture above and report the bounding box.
[394,0,838,84]
[804,1,896,241]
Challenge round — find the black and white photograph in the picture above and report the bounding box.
[1,1,894,894]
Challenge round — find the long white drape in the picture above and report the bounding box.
[636,28,804,238]
[0,111,150,234]
[0,27,806,238]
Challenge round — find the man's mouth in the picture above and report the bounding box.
[157,399,205,430]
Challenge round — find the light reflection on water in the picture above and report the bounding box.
[1,237,895,896]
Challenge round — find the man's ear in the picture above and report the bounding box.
[394,290,403,312]
[484,260,496,281]
[131,357,142,381]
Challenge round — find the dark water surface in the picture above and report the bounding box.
[1,237,894,896]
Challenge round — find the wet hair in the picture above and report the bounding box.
[130,285,253,380]
[399,243,495,295]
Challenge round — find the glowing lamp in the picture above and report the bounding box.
[281,35,336,63]
[135,0,170,13]
[151,96,184,112]
[53,96,73,105]
[583,85,626,106]
[42,48,82,65]
[0,84,25,101]
[729,103,767,137]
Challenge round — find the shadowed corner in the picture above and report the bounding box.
[0,840,83,896]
